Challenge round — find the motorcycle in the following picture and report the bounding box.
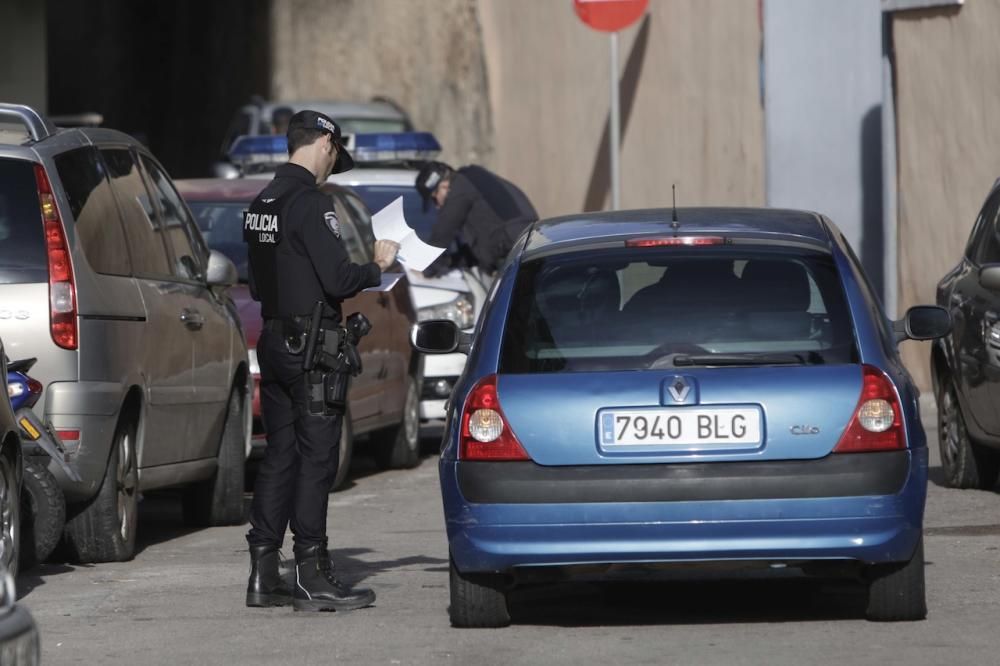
[7,358,75,569]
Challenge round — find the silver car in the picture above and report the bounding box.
[0,104,251,563]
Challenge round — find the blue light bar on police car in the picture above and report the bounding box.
[351,132,441,163]
[228,135,288,166]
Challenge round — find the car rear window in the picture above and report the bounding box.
[0,158,47,284]
[499,247,858,373]
[188,202,248,282]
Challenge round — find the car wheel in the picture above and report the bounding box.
[331,412,354,492]
[865,535,927,622]
[19,459,65,570]
[183,387,246,526]
[0,448,20,579]
[63,412,138,563]
[449,555,510,628]
[937,376,1000,489]
[372,375,420,470]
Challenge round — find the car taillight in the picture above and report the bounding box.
[625,236,725,247]
[34,164,77,350]
[833,365,904,453]
[460,375,531,461]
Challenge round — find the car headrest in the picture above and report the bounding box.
[739,260,811,311]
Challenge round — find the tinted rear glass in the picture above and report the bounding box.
[500,247,858,373]
[352,185,436,240]
[189,202,248,282]
[0,158,47,283]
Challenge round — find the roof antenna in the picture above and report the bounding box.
[671,184,679,230]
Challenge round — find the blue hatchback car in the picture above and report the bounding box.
[412,208,951,627]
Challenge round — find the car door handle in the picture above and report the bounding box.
[180,308,205,330]
[377,293,389,307]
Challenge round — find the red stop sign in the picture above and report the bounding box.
[573,0,649,32]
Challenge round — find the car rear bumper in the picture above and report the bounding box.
[441,448,927,573]
[43,381,123,503]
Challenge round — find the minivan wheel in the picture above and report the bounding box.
[19,459,65,570]
[183,388,246,526]
[372,375,420,470]
[937,377,1000,489]
[0,450,21,579]
[63,414,138,563]
[449,556,511,628]
[331,412,354,492]
[865,536,927,622]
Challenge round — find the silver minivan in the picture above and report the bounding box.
[0,104,251,563]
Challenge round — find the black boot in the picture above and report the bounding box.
[246,545,292,608]
[293,544,376,612]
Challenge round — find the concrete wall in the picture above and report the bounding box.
[763,0,885,291]
[892,1,1000,391]
[270,0,764,218]
[0,0,47,111]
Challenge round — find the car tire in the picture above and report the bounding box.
[0,447,20,579]
[63,412,138,563]
[937,376,1000,489]
[449,555,510,628]
[865,535,927,622]
[19,459,65,570]
[183,388,246,527]
[331,412,354,492]
[372,375,420,471]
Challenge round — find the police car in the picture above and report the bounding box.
[229,132,485,439]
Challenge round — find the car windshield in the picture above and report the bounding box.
[0,158,47,284]
[499,247,858,373]
[351,185,437,241]
[188,202,249,282]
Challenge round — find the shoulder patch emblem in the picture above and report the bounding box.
[324,211,341,238]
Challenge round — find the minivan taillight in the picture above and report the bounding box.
[833,365,903,453]
[460,375,531,461]
[34,164,77,350]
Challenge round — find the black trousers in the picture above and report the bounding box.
[246,328,343,550]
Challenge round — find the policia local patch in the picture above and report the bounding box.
[244,209,280,244]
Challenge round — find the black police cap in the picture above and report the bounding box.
[287,110,355,173]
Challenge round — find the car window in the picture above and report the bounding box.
[971,190,1000,265]
[0,158,48,284]
[332,195,371,264]
[188,202,248,282]
[54,147,132,277]
[499,247,858,374]
[340,191,378,249]
[140,155,206,281]
[101,149,172,278]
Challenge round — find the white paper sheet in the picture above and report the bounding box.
[371,196,445,272]
[363,272,403,292]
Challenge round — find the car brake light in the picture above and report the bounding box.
[34,164,77,350]
[56,429,80,442]
[460,375,531,461]
[625,236,725,247]
[833,365,904,453]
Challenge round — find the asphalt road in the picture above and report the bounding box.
[19,398,1000,666]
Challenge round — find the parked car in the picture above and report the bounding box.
[231,132,486,439]
[0,343,23,579]
[414,207,951,627]
[0,103,251,564]
[931,180,1000,489]
[176,177,421,486]
[0,569,39,664]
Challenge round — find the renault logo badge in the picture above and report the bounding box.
[667,376,691,403]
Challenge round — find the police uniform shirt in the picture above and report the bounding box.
[246,163,381,323]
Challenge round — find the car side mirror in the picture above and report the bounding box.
[411,320,473,355]
[893,305,952,342]
[205,249,238,287]
[979,264,1000,291]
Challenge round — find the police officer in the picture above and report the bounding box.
[416,161,537,277]
[243,110,399,612]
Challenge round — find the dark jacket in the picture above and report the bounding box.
[246,163,380,323]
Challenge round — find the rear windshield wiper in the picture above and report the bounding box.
[671,353,808,367]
